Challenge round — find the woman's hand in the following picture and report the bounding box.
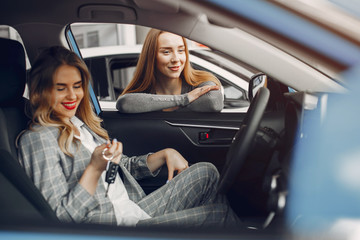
[103,139,123,165]
[90,139,123,172]
[146,148,189,181]
[80,139,123,195]
[187,85,220,103]
[164,148,189,181]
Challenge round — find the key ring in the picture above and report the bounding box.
[102,148,114,161]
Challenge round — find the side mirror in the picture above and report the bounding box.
[249,73,267,101]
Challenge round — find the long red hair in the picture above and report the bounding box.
[122,29,220,94]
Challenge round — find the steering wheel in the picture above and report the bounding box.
[217,87,270,194]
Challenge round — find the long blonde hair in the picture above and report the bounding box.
[122,29,220,94]
[28,46,108,156]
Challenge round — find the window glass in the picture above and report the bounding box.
[71,23,252,112]
[87,31,99,48]
[74,34,84,48]
[112,66,136,96]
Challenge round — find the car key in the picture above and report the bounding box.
[105,161,119,197]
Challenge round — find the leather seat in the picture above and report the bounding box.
[0,38,28,157]
[0,37,58,222]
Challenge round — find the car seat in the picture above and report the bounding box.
[0,37,58,223]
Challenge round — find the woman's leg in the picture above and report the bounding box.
[137,202,240,227]
[137,162,219,216]
[137,162,241,227]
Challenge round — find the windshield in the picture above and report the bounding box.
[208,0,360,84]
[189,49,257,81]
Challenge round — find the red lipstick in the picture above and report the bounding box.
[62,101,77,110]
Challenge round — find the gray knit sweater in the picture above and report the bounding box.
[116,81,224,113]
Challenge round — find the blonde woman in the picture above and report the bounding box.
[18,46,239,227]
[116,29,224,113]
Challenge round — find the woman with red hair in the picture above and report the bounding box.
[116,29,223,113]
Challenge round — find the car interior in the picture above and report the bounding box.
[0,0,351,238]
[0,34,297,230]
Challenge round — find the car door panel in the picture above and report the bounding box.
[101,111,243,163]
[101,111,245,193]
[165,120,238,147]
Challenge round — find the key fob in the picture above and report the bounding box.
[105,162,119,184]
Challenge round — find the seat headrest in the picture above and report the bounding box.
[0,38,26,107]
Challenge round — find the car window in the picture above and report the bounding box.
[110,60,137,97]
[71,23,253,112]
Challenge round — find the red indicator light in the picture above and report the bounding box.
[206,133,209,139]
